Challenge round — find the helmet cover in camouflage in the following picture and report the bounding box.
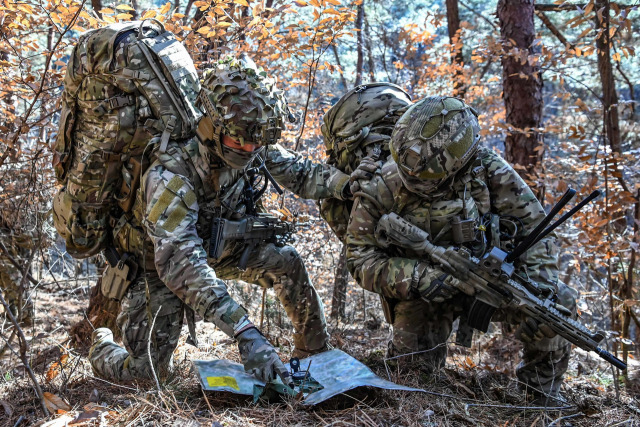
[198,56,289,147]
[390,96,480,196]
[321,83,412,156]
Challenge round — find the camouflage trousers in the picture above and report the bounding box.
[388,282,578,396]
[89,242,328,381]
[212,242,328,354]
[0,263,33,324]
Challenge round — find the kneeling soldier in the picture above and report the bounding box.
[346,96,577,404]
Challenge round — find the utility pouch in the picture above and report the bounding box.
[451,215,476,244]
[118,155,150,212]
[101,253,138,301]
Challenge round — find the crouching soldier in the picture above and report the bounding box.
[346,96,578,405]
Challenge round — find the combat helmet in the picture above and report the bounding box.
[321,83,412,172]
[197,56,290,167]
[390,96,480,196]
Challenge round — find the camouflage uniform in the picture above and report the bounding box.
[0,225,35,324]
[89,136,348,381]
[346,147,577,395]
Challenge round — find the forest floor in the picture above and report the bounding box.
[1,277,640,427]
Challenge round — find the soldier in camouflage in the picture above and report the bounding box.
[0,214,35,325]
[89,56,350,384]
[345,96,578,404]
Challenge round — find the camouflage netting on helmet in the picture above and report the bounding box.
[390,96,480,196]
[321,83,412,169]
[198,57,289,146]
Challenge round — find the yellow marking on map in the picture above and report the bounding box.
[206,376,240,390]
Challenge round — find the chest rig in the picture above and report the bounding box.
[392,158,489,258]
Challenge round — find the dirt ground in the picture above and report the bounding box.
[1,275,640,427]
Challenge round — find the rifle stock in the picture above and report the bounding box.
[375,212,626,371]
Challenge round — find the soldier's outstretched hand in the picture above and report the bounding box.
[236,327,293,387]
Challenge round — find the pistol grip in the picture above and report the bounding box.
[238,242,256,271]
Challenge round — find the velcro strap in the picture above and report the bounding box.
[101,151,124,162]
[122,68,151,80]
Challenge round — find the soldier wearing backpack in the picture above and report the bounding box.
[53,21,349,384]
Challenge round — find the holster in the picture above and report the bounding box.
[101,252,138,301]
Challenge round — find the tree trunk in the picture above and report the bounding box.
[497,0,544,197]
[354,0,365,87]
[446,0,465,97]
[70,277,121,347]
[594,0,621,153]
[184,0,195,18]
[331,245,349,321]
[364,15,375,82]
[130,0,139,19]
[91,0,102,18]
[331,44,348,91]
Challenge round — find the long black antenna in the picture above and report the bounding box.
[506,188,576,263]
[527,190,602,250]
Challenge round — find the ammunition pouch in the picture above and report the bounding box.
[101,252,138,301]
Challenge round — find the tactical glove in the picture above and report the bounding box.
[236,327,293,387]
[515,302,572,343]
[414,264,460,303]
[349,156,382,195]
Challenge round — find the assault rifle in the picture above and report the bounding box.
[209,214,295,270]
[375,189,626,370]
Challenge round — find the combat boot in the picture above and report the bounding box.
[88,328,115,358]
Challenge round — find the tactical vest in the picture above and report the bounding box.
[52,19,202,258]
[383,149,518,258]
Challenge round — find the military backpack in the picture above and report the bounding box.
[52,19,202,259]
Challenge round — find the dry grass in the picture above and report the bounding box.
[2,281,640,427]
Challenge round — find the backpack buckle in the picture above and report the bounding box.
[108,95,134,110]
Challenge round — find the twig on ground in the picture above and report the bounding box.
[464,402,576,411]
[86,374,139,391]
[0,291,49,416]
[148,305,163,391]
[548,412,583,426]
[201,387,214,414]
